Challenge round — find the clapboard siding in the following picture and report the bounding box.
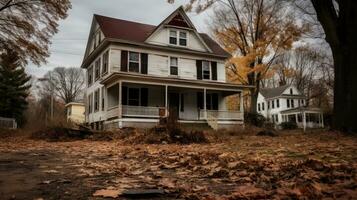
[148,54,169,76]
[110,49,121,72]
[179,58,196,80]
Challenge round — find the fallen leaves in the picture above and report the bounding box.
[92,187,123,198]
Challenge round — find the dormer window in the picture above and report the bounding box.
[169,29,187,46]
[290,88,293,94]
[179,31,187,46]
[169,30,177,45]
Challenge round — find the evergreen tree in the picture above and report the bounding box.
[0,49,31,126]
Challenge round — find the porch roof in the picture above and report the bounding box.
[280,106,323,114]
[100,72,254,91]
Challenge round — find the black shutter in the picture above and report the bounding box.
[140,88,148,106]
[196,60,202,80]
[122,86,128,105]
[180,93,184,112]
[141,53,148,74]
[121,51,128,72]
[212,93,219,110]
[197,92,203,109]
[211,61,217,80]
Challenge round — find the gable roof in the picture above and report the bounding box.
[93,9,229,57]
[260,85,290,99]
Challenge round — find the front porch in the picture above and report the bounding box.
[104,81,244,129]
[281,107,324,130]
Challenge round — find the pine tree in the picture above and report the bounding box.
[0,49,31,126]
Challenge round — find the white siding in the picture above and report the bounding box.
[110,49,121,72]
[217,62,226,82]
[148,54,169,76]
[179,58,196,80]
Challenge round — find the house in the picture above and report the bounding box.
[65,102,85,124]
[257,85,324,129]
[81,6,251,130]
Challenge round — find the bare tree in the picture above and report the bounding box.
[0,0,71,65]
[41,67,85,104]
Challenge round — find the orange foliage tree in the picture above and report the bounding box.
[169,0,308,113]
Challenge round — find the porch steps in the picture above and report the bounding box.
[206,113,218,130]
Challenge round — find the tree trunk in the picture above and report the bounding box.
[311,0,357,133]
[249,80,260,114]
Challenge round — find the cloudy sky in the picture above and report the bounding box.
[25,0,213,78]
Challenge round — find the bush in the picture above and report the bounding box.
[280,121,298,130]
[244,112,266,127]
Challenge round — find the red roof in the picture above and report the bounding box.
[94,14,230,58]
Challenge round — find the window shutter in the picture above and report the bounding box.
[211,61,217,80]
[197,92,203,109]
[212,93,219,110]
[121,51,128,72]
[180,93,184,112]
[196,60,202,80]
[122,86,128,105]
[140,88,148,106]
[141,53,148,74]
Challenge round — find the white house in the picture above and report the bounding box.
[257,85,324,129]
[81,7,250,130]
[65,102,85,124]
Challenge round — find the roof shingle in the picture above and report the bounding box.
[94,14,230,57]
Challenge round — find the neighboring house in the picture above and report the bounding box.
[65,102,85,124]
[257,85,324,129]
[81,6,250,130]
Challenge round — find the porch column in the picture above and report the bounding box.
[204,88,207,119]
[295,113,298,124]
[118,81,122,118]
[303,111,306,132]
[165,85,168,117]
[321,113,324,128]
[240,92,244,112]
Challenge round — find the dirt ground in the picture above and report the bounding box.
[0,130,356,199]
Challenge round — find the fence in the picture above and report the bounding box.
[0,117,17,129]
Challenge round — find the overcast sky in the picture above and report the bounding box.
[25,0,213,78]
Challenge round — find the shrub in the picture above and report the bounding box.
[244,112,266,127]
[280,121,298,130]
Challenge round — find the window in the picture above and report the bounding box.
[94,89,99,111]
[258,103,261,111]
[95,58,101,80]
[102,51,109,75]
[180,93,184,112]
[128,88,140,106]
[128,52,140,73]
[202,61,210,80]
[169,30,187,46]
[277,99,280,108]
[67,107,71,116]
[291,99,295,108]
[87,66,93,86]
[179,31,187,46]
[101,87,105,111]
[275,115,279,123]
[262,102,265,110]
[287,99,290,108]
[272,100,275,109]
[268,101,270,109]
[290,88,293,95]
[170,57,178,76]
[169,30,177,45]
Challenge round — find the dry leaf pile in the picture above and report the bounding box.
[0,130,356,199]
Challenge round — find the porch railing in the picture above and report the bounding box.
[122,105,162,118]
[106,106,120,119]
[199,110,243,120]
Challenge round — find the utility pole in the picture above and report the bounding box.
[50,72,54,121]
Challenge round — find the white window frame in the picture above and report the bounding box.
[202,60,211,80]
[168,29,188,47]
[87,66,93,86]
[169,56,178,76]
[102,51,109,75]
[128,51,141,73]
[94,58,101,80]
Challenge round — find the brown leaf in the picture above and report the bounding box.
[93,187,123,198]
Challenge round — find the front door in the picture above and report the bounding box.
[169,93,180,119]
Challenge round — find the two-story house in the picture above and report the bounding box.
[257,85,324,129]
[81,7,250,130]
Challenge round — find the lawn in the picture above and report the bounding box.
[0,129,356,199]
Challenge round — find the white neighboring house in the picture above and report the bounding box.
[65,102,85,124]
[81,7,250,130]
[257,85,324,129]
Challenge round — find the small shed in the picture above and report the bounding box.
[65,102,85,124]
